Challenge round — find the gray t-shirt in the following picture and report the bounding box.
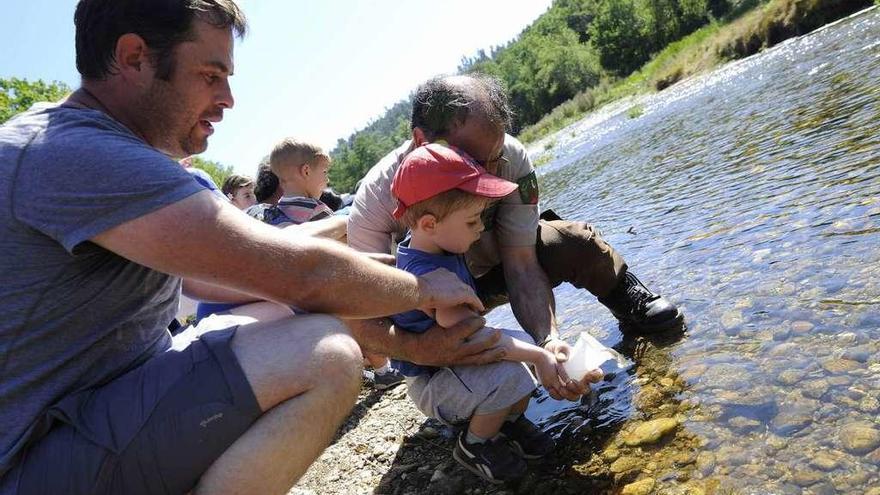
[0,103,203,475]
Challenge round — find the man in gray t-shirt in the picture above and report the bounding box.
[0,3,489,494]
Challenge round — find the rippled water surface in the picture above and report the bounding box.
[487,8,880,494]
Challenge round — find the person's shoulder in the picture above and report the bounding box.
[502,134,533,177]
[396,244,442,274]
[359,140,412,192]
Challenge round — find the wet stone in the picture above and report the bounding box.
[768,342,799,357]
[811,482,836,495]
[859,396,880,413]
[695,452,716,476]
[790,321,815,334]
[803,379,830,399]
[772,402,816,436]
[721,310,744,329]
[728,416,762,432]
[810,450,842,471]
[792,469,823,487]
[839,422,880,454]
[842,346,873,363]
[672,451,697,466]
[777,369,803,385]
[610,456,642,474]
[621,478,655,495]
[700,363,751,389]
[624,418,680,446]
[822,358,861,374]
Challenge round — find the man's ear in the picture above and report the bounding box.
[226,193,234,201]
[114,33,153,83]
[412,127,428,146]
[300,163,311,177]
[416,213,437,233]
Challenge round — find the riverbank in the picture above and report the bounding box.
[518,0,876,145]
[293,331,714,495]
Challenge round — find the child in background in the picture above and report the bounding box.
[266,138,335,226]
[390,143,567,484]
[221,174,257,210]
[269,137,403,389]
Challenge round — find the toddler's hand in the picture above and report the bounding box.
[533,350,564,395]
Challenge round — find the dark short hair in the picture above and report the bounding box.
[221,174,253,196]
[74,0,247,81]
[319,188,343,211]
[254,161,280,203]
[411,75,512,141]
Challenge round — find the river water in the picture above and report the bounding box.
[487,7,880,494]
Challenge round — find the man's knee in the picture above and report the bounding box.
[309,316,363,386]
[536,220,626,295]
[231,314,362,410]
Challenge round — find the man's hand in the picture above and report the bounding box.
[404,316,504,367]
[416,268,485,315]
[543,338,603,401]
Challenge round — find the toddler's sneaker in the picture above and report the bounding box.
[452,432,526,484]
[499,415,555,459]
[363,367,405,390]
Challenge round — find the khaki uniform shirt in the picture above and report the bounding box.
[347,134,539,277]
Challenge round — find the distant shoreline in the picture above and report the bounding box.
[518,1,877,147]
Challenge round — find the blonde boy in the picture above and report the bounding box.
[267,137,404,388]
[390,143,566,484]
[267,138,335,225]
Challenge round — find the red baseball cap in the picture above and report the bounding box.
[391,143,518,219]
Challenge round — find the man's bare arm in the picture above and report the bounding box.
[500,245,557,343]
[182,278,259,304]
[281,215,347,241]
[345,316,505,366]
[92,191,482,318]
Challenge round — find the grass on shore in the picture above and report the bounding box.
[519,0,874,144]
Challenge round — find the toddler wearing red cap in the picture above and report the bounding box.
[390,143,560,484]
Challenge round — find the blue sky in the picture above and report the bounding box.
[0,0,551,175]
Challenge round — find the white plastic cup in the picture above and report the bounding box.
[562,332,617,382]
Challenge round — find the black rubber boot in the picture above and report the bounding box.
[598,270,683,332]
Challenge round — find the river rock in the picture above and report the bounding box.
[610,456,642,474]
[728,416,761,432]
[768,342,799,357]
[721,310,744,329]
[839,422,880,454]
[776,369,803,385]
[792,469,823,487]
[822,358,860,374]
[810,450,841,471]
[790,321,814,334]
[695,451,716,476]
[803,379,829,399]
[772,402,816,436]
[842,346,872,363]
[859,395,880,413]
[624,418,679,446]
[621,478,655,495]
[700,363,751,389]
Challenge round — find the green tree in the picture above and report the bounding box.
[190,156,234,187]
[591,0,651,75]
[0,77,71,124]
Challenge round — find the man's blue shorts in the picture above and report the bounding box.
[0,326,262,495]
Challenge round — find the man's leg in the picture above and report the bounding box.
[195,314,362,494]
[7,315,361,495]
[534,217,683,331]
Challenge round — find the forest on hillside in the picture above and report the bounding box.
[329,0,739,192]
